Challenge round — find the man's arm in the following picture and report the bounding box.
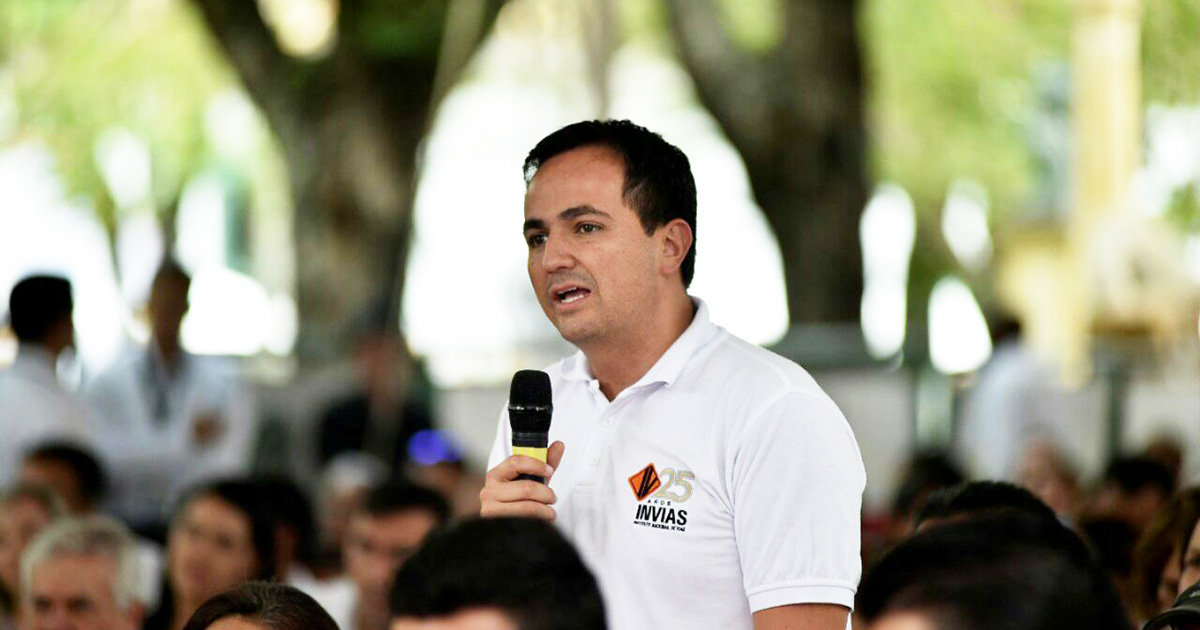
[753,604,849,630]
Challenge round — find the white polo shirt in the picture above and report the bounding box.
[488,299,865,630]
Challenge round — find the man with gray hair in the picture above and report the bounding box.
[20,517,144,630]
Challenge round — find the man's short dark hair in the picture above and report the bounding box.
[1103,456,1176,497]
[891,451,965,519]
[8,275,72,343]
[390,517,606,630]
[181,582,338,630]
[358,480,450,525]
[523,119,698,288]
[857,513,1132,630]
[253,476,316,566]
[915,481,1058,528]
[24,442,107,508]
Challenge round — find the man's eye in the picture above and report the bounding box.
[526,233,547,248]
[578,223,601,233]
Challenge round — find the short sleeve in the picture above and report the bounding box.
[731,391,865,613]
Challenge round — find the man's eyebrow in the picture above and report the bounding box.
[560,205,611,220]
[522,206,611,233]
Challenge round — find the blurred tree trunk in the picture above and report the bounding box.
[192,0,505,362]
[665,0,867,326]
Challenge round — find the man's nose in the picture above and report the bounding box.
[540,234,576,272]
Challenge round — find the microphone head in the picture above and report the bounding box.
[509,369,552,433]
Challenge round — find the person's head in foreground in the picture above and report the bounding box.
[148,480,276,630]
[19,516,144,630]
[521,119,696,357]
[855,513,1132,630]
[0,484,65,613]
[389,517,605,630]
[913,480,1059,532]
[181,582,338,630]
[345,481,450,630]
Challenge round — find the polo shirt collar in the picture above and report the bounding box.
[558,297,721,390]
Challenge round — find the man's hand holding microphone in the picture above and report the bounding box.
[480,370,565,521]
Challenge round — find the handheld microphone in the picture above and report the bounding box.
[509,369,553,484]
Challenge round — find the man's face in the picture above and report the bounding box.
[391,609,517,630]
[148,276,188,346]
[22,554,141,630]
[523,146,667,349]
[344,509,439,608]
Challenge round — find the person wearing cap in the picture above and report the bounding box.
[480,120,865,630]
[1145,583,1200,630]
[0,275,92,488]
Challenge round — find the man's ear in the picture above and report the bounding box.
[658,219,693,278]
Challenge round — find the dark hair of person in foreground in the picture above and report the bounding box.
[914,480,1059,530]
[181,582,338,630]
[856,513,1133,630]
[390,517,606,630]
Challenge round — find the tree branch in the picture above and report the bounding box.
[190,0,304,137]
[663,0,771,159]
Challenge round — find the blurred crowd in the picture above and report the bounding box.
[5,265,1200,630]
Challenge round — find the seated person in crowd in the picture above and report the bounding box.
[312,454,388,577]
[144,480,276,630]
[1088,456,1176,533]
[0,485,65,630]
[19,516,144,630]
[390,518,606,630]
[887,451,965,539]
[317,311,435,473]
[855,513,1132,630]
[20,443,165,610]
[309,482,448,630]
[181,583,337,630]
[1133,489,1200,622]
[19,442,106,517]
[251,477,318,590]
[914,480,1060,531]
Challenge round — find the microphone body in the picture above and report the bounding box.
[509,370,553,484]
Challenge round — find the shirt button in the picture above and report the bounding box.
[590,457,600,466]
[602,418,612,427]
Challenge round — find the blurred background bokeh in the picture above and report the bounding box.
[3,0,1200,524]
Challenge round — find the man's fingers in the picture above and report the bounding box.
[481,479,557,505]
[547,441,566,474]
[479,500,556,521]
[486,454,555,482]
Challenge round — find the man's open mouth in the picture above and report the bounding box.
[554,286,591,304]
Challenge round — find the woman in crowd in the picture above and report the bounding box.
[181,582,337,630]
[0,484,64,630]
[1132,488,1200,621]
[144,480,276,630]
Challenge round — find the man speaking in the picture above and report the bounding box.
[482,120,865,630]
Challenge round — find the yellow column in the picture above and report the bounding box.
[1065,0,1141,380]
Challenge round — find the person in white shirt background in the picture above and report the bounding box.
[87,260,256,537]
[0,275,92,489]
[481,120,865,630]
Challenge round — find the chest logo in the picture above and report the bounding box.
[628,464,695,533]
[628,463,662,501]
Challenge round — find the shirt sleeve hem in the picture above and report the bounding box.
[746,581,857,613]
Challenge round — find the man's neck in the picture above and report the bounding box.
[583,292,694,401]
[354,598,391,630]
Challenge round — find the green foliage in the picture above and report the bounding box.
[864,0,1072,221]
[0,0,233,233]
[1143,0,1200,104]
